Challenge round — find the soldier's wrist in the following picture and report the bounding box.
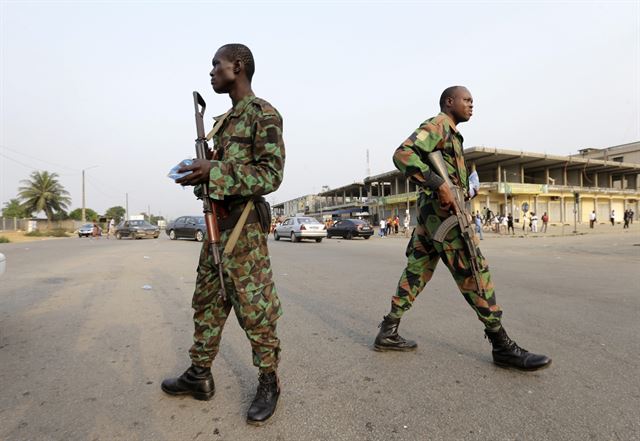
[421,171,445,191]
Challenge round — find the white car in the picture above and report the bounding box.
[274,216,327,243]
[0,253,5,276]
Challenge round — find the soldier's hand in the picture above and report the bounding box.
[437,183,458,214]
[175,159,212,186]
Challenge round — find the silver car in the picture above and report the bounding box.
[274,216,326,243]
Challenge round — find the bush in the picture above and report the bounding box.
[0,236,9,243]
[24,230,44,237]
[49,228,69,237]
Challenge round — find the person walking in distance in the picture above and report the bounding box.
[610,209,615,226]
[162,44,285,425]
[373,86,551,371]
[589,210,596,228]
[541,212,549,233]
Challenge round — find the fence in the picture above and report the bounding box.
[0,217,83,232]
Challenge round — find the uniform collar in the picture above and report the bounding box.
[212,94,256,121]
[438,112,461,134]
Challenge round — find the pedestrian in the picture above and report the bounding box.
[521,212,528,232]
[373,86,550,371]
[379,218,386,237]
[475,212,483,240]
[610,209,615,226]
[403,214,411,238]
[589,210,596,228]
[623,209,630,229]
[500,214,508,235]
[108,218,116,239]
[541,212,549,233]
[507,213,514,235]
[163,44,285,425]
[386,216,393,235]
[91,221,100,239]
[530,212,538,233]
[394,215,400,234]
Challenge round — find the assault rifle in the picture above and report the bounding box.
[193,91,226,301]
[428,151,485,296]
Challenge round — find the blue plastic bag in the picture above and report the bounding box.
[167,159,193,181]
[468,171,480,198]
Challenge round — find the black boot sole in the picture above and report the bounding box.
[161,384,215,401]
[493,359,552,371]
[373,344,417,352]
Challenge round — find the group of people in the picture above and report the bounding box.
[623,208,635,228]
[378,215,411,238]
[162,44,551,427]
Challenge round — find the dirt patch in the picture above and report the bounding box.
[0,231,71,243]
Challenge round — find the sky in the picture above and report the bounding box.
[1,0,638,220]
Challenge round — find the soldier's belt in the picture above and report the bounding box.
[218,206,259,231]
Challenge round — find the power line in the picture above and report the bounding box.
[0,144,80,172]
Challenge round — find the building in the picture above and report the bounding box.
[274,142,640,225]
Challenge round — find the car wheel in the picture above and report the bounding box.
[274,231,280,241]
[169,230,176,240]
[116,232,122,240]
[315,238,322,243]
[195,230,204,242]
[346,231,353,240]
[363,235,370,239]
[290,232,298,243]
[78,234,82,238]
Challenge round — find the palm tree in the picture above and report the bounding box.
[18,171,71,221]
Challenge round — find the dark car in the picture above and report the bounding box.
[166,216,206,242]
[327,219,374,239]
[115,220,160,240]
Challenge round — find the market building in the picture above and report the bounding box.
[273,142,640,225]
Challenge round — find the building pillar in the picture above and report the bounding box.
[594,172,599,187]
[545,167,550,185]
[579,171,583,187]
[560,196,565,223]
[608,174,613,188]
[521,164,525,183]
[534,195,538,214]
[395,177,399,195]
[497,164,501,183]
[359,186,362,201]
[563,167,568,186]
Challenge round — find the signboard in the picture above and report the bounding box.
[498,183,548,195]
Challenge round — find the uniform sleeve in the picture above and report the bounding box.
[393,121,445,190]
[207,114,285,199]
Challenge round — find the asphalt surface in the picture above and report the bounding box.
[0,228,639,441]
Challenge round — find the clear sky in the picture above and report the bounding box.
[1,0,638,220]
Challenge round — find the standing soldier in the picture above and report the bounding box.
[374,86,551,371]
[162,43,285,425]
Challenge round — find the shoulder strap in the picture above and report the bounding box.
[206,110,232,141]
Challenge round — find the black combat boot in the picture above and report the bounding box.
[161,364,215,401]
[374,315,418,351]
[485,327,552,371]
[246,371,280,426]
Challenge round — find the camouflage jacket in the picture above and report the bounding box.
[198,94,285,293]
[393,112,468,199]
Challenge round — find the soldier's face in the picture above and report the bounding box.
[210,49,236,94]
[449,88,474,123]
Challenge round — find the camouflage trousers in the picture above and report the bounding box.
[189,239,282,373]
[389,197,502,329]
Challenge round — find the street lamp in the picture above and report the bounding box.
[82,165,99,222]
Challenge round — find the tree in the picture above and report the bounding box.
[105,206,126,223]
[18,171,71,221]
[69,208,98,221]
[2,198,31,218]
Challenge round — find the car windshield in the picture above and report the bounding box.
[297,217,319,224]
[350,219,369,225]
[81,224,93,229]
[197,218,205,224]
[129,220,153,227]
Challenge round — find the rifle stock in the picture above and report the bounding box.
[193,91,227,301]
[427,151,485,296]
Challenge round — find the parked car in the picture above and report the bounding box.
[0,253,5,276]
[166,216,206,242]
[115,220,160,240]
[77,223,95,238]
[327,219,374,239]
[273,216,326,242]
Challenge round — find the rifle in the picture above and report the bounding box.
[192,91,227,301]
[428,151,485,296]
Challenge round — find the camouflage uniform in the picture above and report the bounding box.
[389,112,502,329]
[190,94,285,372]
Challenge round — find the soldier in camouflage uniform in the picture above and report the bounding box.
[374,86,551,371]
[162,44,285,424]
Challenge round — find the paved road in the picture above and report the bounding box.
[0,230,639,441]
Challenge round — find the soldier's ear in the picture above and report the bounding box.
[233,59,242,74]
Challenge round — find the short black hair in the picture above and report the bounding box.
[439,86,463,110]
[219,43,255,81]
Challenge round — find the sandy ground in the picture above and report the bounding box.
[0,231,71,243]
